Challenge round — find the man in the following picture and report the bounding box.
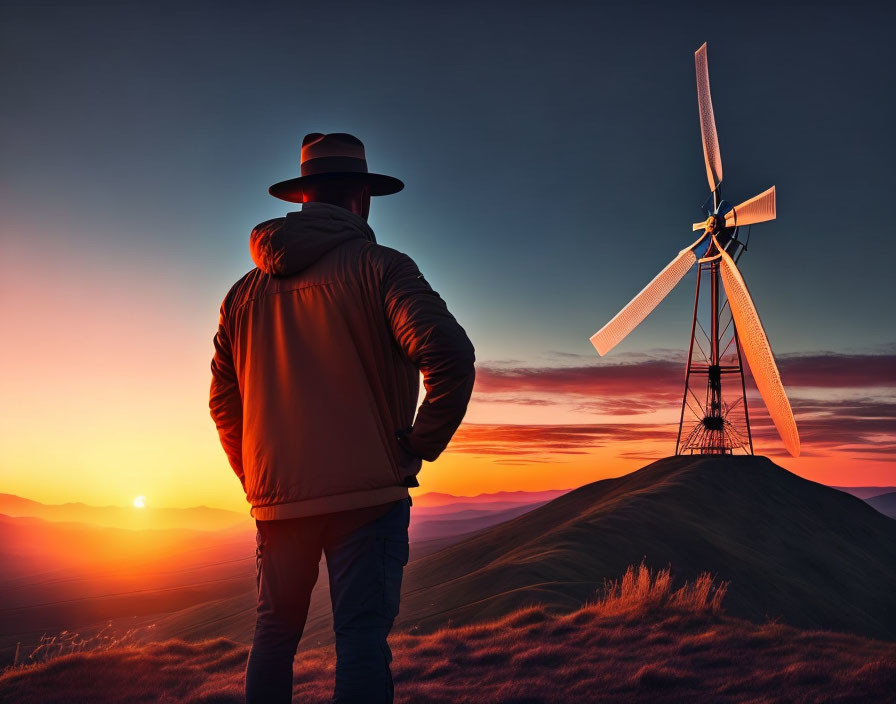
[209,132,476,703]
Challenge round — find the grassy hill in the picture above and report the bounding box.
[391,455,896,641]
[2,565,893,703]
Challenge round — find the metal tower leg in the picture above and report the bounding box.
[676,264,702,454]
[708,258,728,453]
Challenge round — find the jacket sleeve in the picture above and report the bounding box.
[383,251,476,462]
[209,302,245,489]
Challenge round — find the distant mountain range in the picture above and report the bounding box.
[0,494,251,532]
[412,489,571,508]
[866,491,896,519]
[5,482,890,532]
[832,486,896,500]
[831,486,896,499]
[831,485,896,519]
[0,489,569,533]
[410,502,554,542]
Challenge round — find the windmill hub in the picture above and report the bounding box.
[703,214,722,234]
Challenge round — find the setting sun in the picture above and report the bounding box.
[133,495,146,509]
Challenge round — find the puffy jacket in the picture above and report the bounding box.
[209,202,475,519]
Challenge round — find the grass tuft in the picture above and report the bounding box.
[583,562,727,617]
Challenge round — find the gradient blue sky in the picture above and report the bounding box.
[1,0,894,507]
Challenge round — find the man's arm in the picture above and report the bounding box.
[209,303,245,489]
[383,251,476,462]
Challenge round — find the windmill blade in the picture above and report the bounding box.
[716,243,800,457]
[696,43,723,191]
[723,186,776,228]
[591,244,699,356]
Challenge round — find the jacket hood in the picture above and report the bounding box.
[250,202,376,276]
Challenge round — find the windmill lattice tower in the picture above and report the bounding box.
[590,43,800,458]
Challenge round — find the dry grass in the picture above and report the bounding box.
[586,562,728,617]
[1,565,893,703]
[15,623,157,668]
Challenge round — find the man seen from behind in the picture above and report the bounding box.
[209,132,476,703]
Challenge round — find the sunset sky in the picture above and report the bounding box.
[1,1,894,513]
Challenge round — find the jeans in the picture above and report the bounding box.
[245,497,411,704]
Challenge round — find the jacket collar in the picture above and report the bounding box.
[250,202,376,277]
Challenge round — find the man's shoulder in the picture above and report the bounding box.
[220,267,261,315]
[358,241,419,275]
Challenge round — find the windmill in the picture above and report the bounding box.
[590,43,800,458]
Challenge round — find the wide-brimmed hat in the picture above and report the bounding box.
[268,132,404,202]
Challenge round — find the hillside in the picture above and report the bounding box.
[2,566,893,703]
[0,514,255,666]
[391,455,896,641]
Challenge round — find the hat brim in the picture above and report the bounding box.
[268,172,404,202]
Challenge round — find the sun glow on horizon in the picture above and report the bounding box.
[133,495,146,509]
